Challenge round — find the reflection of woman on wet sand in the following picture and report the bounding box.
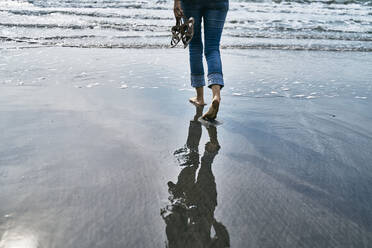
[161,106,230,248]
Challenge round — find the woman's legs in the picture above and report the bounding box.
[204,8,228,89]
[182,1,228,114]
[182,3,206,105]
[202,4,228,119]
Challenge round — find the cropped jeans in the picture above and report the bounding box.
[181,1,229,89]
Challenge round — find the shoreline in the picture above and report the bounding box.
[2,43,372,52]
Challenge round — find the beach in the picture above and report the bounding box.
[1,47,372,247]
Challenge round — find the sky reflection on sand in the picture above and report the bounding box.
[0,228,38,248]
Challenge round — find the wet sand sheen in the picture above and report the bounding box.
[0,48,372,248]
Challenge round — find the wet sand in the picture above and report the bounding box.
[1,48,372,248]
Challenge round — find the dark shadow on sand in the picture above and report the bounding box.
[161,106,230,248]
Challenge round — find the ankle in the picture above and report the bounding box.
[213,95,221,102]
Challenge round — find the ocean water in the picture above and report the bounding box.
[0,0,371,51]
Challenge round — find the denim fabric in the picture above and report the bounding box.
[181,1,228,88]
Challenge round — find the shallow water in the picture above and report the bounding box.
[1,0,371,51]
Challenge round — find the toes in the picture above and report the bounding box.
[203,104,219,120]
[202,110,216,120]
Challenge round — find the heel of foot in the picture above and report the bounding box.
[189,97,206,106]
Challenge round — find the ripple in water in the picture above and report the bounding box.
[0,0,371,50]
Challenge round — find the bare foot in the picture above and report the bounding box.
[202,98,220,120]
[189,96,205,106]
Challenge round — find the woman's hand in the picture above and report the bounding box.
[174,0,184,18]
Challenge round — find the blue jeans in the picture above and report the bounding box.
[181,1,229,89]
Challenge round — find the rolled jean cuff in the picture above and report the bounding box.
[208,73,224,89]
[191,74,206,88]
